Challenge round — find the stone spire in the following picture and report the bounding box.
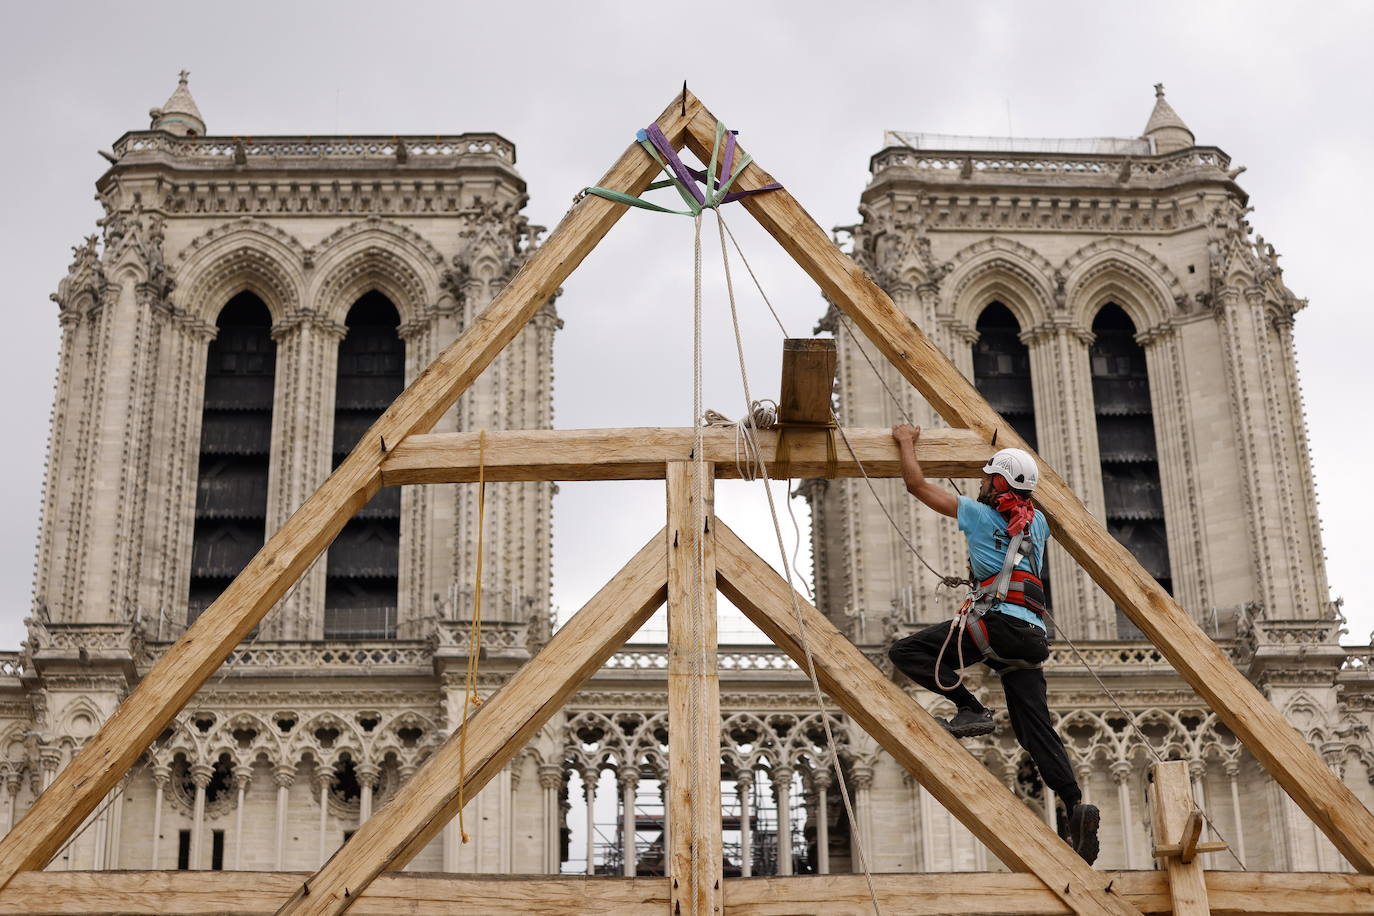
[1142,83,1194,153]
[149,70,206,137]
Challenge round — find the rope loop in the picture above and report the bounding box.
[457,429,489,845]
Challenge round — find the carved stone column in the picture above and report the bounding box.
[735,769,754,878]
[1023,320,1113,637]
[266,314,345,639]
[273,764,295,869]
[772,767,793,876]
[1112,760,1135,868]
[39,742,63,790]
[232,765,252,869]
[357,762,381,825]
[812,767,831,875]
[150,764,170,868]
[618,766,638,877]
[1214,287,1296,617]
[850,764,875,870]
[538,764,563,874]
[1,772,19,836]
[315,769,331,867]
[1223,760,1247,869]
[582,767,599,875]
[1136,322,1213,622]
[189,762,213,870]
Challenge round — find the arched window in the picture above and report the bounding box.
[973,303,1037,449]
[972,302,1050,614]
[325,292,404,639]
[1090,304,1170,638]
[189,293,276,623]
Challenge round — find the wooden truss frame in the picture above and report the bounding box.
[2,90,1372,915]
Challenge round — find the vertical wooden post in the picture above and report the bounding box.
[666,461,721,916]
[1150,761,1209,916]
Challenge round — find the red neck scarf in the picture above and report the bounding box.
[992,490,1036,537]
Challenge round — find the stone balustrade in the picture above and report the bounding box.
[112,131,515,164]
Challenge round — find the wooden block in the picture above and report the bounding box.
[1150,761,1209,916]
[712,519,1141,916]
[778,338,836,426]
[666,461,723,916]
[269,531,670,916]
[379,426,989,485]
[680,96,1374,874]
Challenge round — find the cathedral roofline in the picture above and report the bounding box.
[864,140,1241,202]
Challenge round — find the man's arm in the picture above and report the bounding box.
[892,424,959,518]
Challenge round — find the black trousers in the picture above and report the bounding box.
[888,613,1081,808]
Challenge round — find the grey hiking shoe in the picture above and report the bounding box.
[1064,803,1100,864]
[941,707,995,738]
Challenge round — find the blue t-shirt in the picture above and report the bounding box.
[956,495,1050,632]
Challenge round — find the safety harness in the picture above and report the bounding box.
[963,529,1048,672]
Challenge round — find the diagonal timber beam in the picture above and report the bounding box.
[713,520,1142,916]
[267,531,670,916]
[0,91,705,890]
[681,96,1374,873]
[380,426,988,484]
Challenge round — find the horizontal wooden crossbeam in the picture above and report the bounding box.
[379,427,989,484]
[4,871,1369,916]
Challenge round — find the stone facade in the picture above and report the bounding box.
[1,78,1372,882]
[806,85,1374,871]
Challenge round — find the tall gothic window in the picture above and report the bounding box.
[973,302,1037,449]
[1091,304,1171,638]
[325,292,404,639]
[972,302,1050,613]
[189,293,276,623]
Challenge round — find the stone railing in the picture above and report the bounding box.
[605,645,802,673]
[112,132,516,165]
[1341,647,1374,672]
[141,640,433,673]
[870,145,1231,185]
[433,619,528,652]
[0,653,25,678]
[28,621,138,653]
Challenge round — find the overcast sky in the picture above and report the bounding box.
[1,1,1370,652]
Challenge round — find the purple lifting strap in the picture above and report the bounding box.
[646,123,705,206]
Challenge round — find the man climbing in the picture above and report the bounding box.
[886,424,1100,864]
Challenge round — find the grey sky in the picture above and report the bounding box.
[1,1,1370,649]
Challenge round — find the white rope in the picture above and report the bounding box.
[712,210,882,915]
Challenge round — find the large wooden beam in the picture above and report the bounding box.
[666,462,723,915]
[7,871,1371,916]
[0,92,704,890]
[265,532,670,916]
[712,520,1141,916]
[380,426,988,485]
[1150,761,1209,916]
[681,97,1374,873]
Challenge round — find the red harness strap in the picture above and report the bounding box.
[977,568,1047,615]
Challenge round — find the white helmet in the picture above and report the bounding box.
[983,447,1038,492]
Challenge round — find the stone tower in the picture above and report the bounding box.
[7,73,559,871]
[35,72,557,641]
[804,86,1369,872]
[811,84,1329,646]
